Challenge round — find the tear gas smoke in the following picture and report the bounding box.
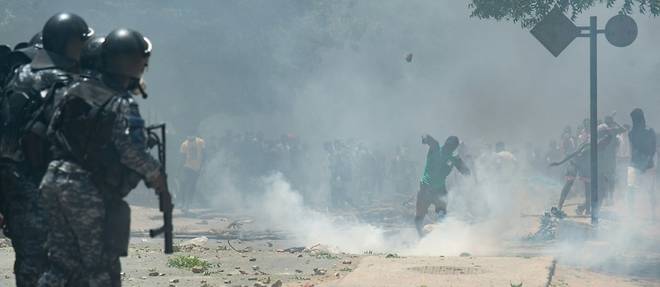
[209,151,555,257]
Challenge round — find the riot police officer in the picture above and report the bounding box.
[39,28,165,287]
[0,12,92,287]
[80,35,105,77]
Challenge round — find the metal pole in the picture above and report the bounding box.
[589,16,598,224]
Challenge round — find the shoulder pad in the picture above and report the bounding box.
[64,79,118,107]
[36,68,73,86]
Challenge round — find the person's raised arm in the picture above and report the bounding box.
[422,134,440,154]
[550,142,588,167]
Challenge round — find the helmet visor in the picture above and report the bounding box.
[82,27,95,41]
[143,36,152,56]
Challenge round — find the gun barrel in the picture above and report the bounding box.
[146,123,174,254]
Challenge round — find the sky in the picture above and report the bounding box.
[2,0,659,149]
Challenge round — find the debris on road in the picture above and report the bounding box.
[280,247,305,253]
[191,266,205,273]
[182,236,208,246]
[313,268,327,276]
[385,253,400,259]
[177,236,210,252]
[527,208,566,241]
[228,239,252,253]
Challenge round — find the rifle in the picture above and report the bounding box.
[146,123,173,254]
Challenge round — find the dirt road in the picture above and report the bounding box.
[0,204,658,287]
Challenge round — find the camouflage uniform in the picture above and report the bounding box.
[38,74,160,287]
[0,164,47,287]
[0,49,76,287]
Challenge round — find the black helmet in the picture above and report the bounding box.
[102,28,151,59]
[13,42,29,50]
[0,44,10,56]
[102,28,152,78]
[29,32,43,48]
[42,12,93,55]
[80,36,105,71]
[0,44,11,67]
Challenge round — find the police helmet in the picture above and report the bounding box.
[80,36,105,71]
[42,13,94,55]
[29,32,43,48]
[101,28,152,78]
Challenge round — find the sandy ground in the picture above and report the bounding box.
[0,201,659,287]
[320,256,554,287]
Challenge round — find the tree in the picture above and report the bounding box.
[468,0,660,28]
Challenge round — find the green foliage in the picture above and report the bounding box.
[314,250,340,259]
[468,0,660,28]
[167,255,211,270]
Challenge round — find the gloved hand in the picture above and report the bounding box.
[147,172,167,193]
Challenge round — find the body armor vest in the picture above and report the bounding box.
[0,63,72,179]
[51,77,140,197]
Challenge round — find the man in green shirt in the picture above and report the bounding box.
[415,135,471,236]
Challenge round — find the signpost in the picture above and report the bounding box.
[530,8,637,224]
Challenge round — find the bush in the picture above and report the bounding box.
[167,255,211,270]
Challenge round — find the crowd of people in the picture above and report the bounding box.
[175,132,420,209]
[178,113,659,226]
[545,111,657,219]
[323,140,418,208]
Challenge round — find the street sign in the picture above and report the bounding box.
[605,14,638,47]
[530,7,580,57]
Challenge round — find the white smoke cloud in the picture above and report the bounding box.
[256,173,393,254]
[249,151,553,256]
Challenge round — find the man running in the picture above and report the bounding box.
[414,135,470,236]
